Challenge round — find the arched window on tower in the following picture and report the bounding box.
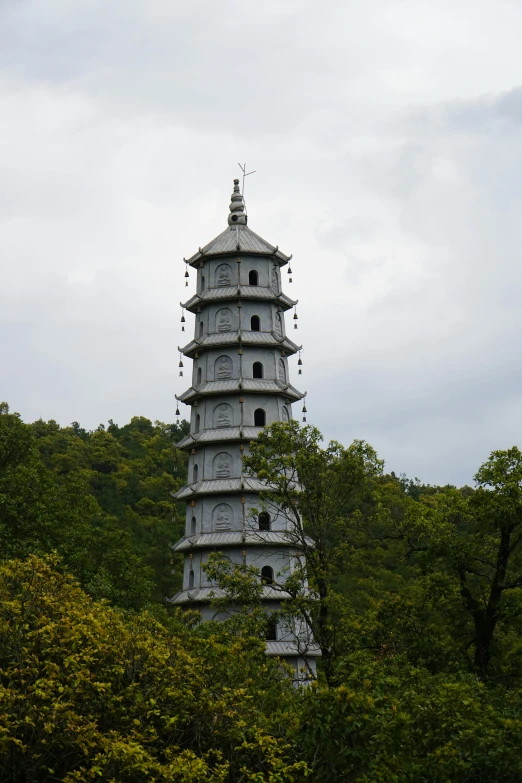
[250,315,260,332]
[188,569,195,589]
[249,270,258,286]
[265,615,278,641]
[252,361,263,379]
[258,512,271,531]
[193,464,198,483]
[261,565,274,585]
[197,367,202,385]
[191,516,197,535]
[195,414,200,433]
[254,408,266,427]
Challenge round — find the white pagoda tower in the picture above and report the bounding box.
[168,179,319,680]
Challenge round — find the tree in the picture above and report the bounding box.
[453,447,522,678]
[242,421,383,685]
[0,405,161,610]
[27,413,191,605]
[361,448,522,679]
[0,555,309,783]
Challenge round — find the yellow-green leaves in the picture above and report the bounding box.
[0,555,307,783]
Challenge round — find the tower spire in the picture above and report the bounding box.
[228,178,247,226]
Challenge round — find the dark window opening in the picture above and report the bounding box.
[188,569,195,589]
[251,315,260,331]
[197,367,202,385]
[265,615,278,641]
[193,464,198,483]
[254,408,266,427]
[199,321,204,337]
[195,414,200,433]
[201,275,205,290]
[261,565,274,585]
[249,270,259,286]
[258,512,271,531]
[191,516,197,535]
[253,361,263,379]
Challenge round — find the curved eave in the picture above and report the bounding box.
[181,287,297,313]
[266,641,322,658]
[176,379,305,404]
[171,531,315,552]
[176,425,263,449]
[173,476,266,500]
[184,225,291,267]
[167,585,292,604]
[179,331,302,358]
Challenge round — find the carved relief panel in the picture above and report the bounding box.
[215,263,232,287]
[274,312,283,337]
[216,308,232,332]
[214,403,233,428]
[212,503,233,531]
[278,358,286,384]
[271,265,279,292]
[213,452,233,479]
[215,355,232,379]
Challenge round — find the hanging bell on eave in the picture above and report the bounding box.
[179,355,184,376]
[175,405,180,417]
[181,311,186,331]
[185,268,189,287]
[298,354,303,375]
[288,265,293,283]
[293,310,298,329]
[302,403,307,421]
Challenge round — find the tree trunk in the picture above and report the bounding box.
[471,527,511,678]
[315,565,335,686]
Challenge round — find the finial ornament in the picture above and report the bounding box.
[228,179,247,226]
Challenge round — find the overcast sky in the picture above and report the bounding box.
[1,0,522,485]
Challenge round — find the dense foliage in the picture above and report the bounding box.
[0,403,189,609]
[2,403,522,781]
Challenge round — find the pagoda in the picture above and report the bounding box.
[168,179,319,680]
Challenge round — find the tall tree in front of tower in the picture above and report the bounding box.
[243,421,383,686]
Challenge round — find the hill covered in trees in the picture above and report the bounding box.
[0,402,189,609]
[2,401,522,782]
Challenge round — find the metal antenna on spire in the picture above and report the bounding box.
[238,163,256,215]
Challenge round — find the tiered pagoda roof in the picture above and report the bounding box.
[181,285,297,313]
[179,331,301,358]
[176,378,305,404]
[172,530,315,551]
[184,224,291,267]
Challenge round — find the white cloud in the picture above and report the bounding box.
[2,0,522,484]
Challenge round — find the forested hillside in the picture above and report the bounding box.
[2,401,522,782]
[0,402,189,609]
